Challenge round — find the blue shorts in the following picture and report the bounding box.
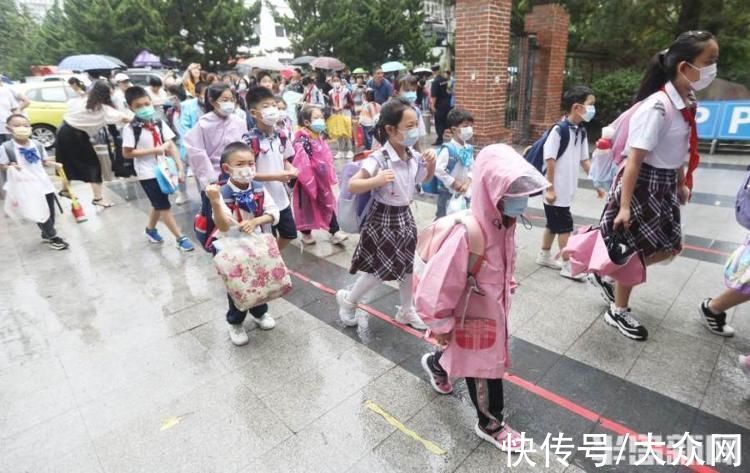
[140,178,171,210]
[273,206,297,240]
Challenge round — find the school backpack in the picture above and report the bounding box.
[2,140,45,164]
[735,170,750,230]
[337,149,390,234]
[193,180,266,253]
[130,120,165,149]
[523,119,573,174]
[422,143,468,195]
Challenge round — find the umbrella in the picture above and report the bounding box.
[413,67,431,74]
[310,56,345,71]
[382,61,406,73]
[352,67,367,74]
[239,56,286,72]
[290,55,317,66]
[58,54,126,71]
[132,50,162,68]
[280,67,294,80]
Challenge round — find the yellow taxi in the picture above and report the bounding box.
[12,82,79,149]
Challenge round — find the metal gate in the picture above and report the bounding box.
[505,34,537,144]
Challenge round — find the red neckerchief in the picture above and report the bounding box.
[661,86,699,190]
[143,121,162,148]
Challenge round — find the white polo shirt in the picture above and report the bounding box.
[121,120,176,180]
[253,131,295,210]
[361,141,426,207]
[543,121,589,208]
[0,140,55,194]
[626,81,690,170]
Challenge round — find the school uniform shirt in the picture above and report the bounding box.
[329,88,353,118]
[121,119,176,180]
[542,121,589,208]
[626,81,690,170]
[361,141,426,207]
[434,139,472,192]
[63,98,133,137]
[0,140,55,194]
[214,180,280,244]
[412,104,427,138]
[252,130,295,210]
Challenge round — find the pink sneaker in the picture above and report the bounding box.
[421,353,453,394]
[739,355,750,378]
[475,423,524,453]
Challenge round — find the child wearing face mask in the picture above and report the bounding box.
[327,75,355,160]
[293,105,349,246]
[535,85,595,280]
[122,86,194,252]
[0,114,69,250]
[337,98,436,330]
[275,97,294,137]
[205,142,280,346]
[434,108,475,218]
[398,75,428,148]
[243,86,299,251]
[418,144,549,454]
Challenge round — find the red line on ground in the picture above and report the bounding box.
[288,268,719,473]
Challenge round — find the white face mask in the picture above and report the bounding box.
[685,62,717,91]
[218,101,235,115]
[459,126,473,141]
[260,106,280,126]
[582,105,596,122]
[230,165,256,184]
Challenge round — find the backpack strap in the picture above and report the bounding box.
[554,120,571,160]
[455,213,486,278]
[2,141,16,164]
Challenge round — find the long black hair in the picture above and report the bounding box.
[86,80,114,111]
[204,83,232,113]
[635,30,715,102]
[372,97,412,145]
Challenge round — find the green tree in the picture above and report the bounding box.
[162,0,261,68]
[0,0,41,79]
[32,0,80,65]
[278,0,430,69]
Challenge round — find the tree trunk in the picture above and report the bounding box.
[676,0,702,34]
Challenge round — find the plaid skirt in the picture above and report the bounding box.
[600,163,681,258]
[350,201,417,281]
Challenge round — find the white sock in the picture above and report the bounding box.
[399,275,414,313]
[348,272,381,304]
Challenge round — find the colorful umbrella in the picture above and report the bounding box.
[239,56,286,72]
[310,57,346,71]
[291,56,317,66]
[58,54,126,71]
[132,50,162,68]
[381,61,406,73]
[280,67,294,80]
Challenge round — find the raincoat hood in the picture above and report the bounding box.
[470,144,548,231]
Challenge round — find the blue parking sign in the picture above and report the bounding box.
[696,102,722,139]
[717,101,750,140]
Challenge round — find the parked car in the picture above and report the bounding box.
[126,68,169,87]
[12,82,78,149]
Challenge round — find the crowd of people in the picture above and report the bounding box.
[3,30,750,454]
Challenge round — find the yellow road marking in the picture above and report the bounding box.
[364,400,447,455]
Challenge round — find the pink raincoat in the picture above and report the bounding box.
[415,144,548,379]
[291,128,337,231]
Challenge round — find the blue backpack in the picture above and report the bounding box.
[422,143,466,194]
[523,120,574,174]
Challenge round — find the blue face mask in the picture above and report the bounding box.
[401,91,417,103]
[310,118,326,134]
[399,127,420,147]
[502,196,528,218]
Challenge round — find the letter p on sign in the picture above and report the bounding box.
[729,106,750,134]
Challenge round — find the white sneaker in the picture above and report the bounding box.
[560,260,586,281]
[345,151,354,159]
[228,324,249,346]
[335,151,345,160]
[301,233,316,245]
[395,307,428,330]
[175,192,187,205]
[253,313,276,330]
[330,231,348,245]
[536,250,562,269]
[336,290,358,327]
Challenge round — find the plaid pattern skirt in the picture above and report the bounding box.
[600,163,682,259]
[350,201,417,281]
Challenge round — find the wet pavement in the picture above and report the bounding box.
[1,151,749,472]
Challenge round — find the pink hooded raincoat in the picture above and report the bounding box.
[291,128,338,232]
[415,144,548,379]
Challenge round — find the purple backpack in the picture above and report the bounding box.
[736,171,750,230]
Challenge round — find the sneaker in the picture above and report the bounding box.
[560,260,586,281]
[335,151,345,160]
[604,306,648,341]
[536,250,562,269]
[301,233,316,245]
[175,191,187,205]
[330,231,348,245]
[738,355,750,378]
[176,236,195,252]
[345,150,354,160]
[395,307,428,330]
[228,324,249,346]
[145,227,164,244]
[253,313,276,330]
[336,290,358,327]
[475,423,524,453]
[421,353,453,394]
[699,299,735,337]
[48,237,69,251]
[589,273,615,304]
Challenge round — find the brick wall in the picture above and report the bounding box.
[454,0,513,147]
[524,3,570,141]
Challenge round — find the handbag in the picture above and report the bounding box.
[564,225,646,286]
[213,233,293,311]
[446,193,468,215]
